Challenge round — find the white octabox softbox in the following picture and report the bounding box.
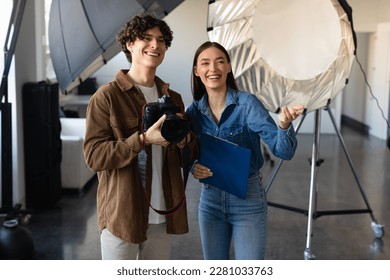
[207,0,356,113]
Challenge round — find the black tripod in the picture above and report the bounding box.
[265,106,384,260]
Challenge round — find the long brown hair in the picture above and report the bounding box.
[191,41,238,101]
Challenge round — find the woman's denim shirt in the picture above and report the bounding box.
[186,87,298,176]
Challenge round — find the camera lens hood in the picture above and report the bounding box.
[160,117,190,143]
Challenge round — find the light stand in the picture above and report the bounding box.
[0,0,36,260]
[265,105,385,260]
[0,0,27,218]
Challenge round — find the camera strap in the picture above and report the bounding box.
[139,101,190,216]
[141,142,190,216]
[151,143,190,216]
[140,103,148,150]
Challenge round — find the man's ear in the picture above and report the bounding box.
[126,41,133,52]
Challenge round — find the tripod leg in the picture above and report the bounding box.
[326,107,384,238]
[304,110,321,260]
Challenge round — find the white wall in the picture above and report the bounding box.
[346,0,390,140]
[343,30,390,141]
[348,0,390,32]
[342,33,370,123]
[364,23,390,140]
[157,0,210,107]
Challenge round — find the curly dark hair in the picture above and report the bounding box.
[116,14,173,63]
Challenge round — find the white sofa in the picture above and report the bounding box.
[60,118,95,191]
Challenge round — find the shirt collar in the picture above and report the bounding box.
[115,69,170,96]
[198,87,238,111]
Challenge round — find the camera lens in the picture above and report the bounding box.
[160,115,190,143]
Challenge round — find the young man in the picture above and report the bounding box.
[83,14,197,260]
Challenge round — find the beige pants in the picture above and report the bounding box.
[100,223,171,260]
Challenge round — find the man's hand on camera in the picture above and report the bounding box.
[141,114,169,147]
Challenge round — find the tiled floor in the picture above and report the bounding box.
[1,125,389,260]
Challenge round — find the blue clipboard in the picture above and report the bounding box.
[199,133,251,199]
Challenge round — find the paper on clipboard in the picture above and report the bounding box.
[199,133,251,199]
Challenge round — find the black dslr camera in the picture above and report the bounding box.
[143,96,190,143]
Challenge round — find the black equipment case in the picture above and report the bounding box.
[22,81,62,208]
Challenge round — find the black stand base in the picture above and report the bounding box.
[0,204,32,225]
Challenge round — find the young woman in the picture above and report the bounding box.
[186,41,304,260]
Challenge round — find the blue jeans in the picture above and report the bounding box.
[198,173,267,260]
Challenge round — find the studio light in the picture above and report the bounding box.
[207,0,356,113]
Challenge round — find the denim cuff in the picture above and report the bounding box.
[190,159,199,174]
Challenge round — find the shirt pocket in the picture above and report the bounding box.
[110,116,139,139]
[219,126,244,143]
